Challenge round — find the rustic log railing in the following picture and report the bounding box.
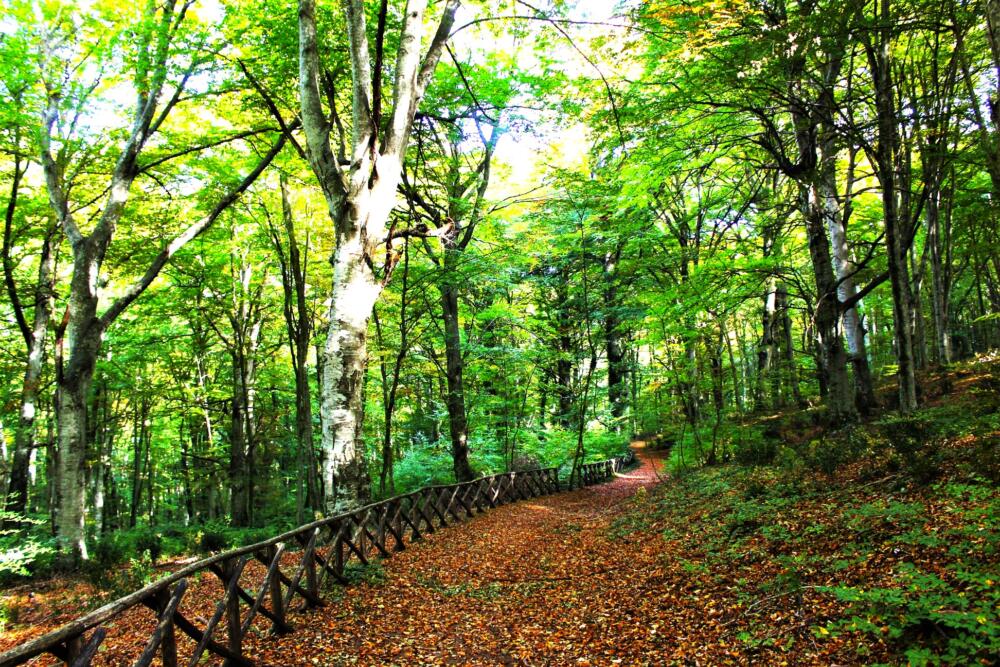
[2,450,635,667]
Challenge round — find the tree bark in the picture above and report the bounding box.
[773,283,802,407]
[298,0,460,513]
[4,221,58,527]
[229,356,250,527]
[801,181,855,421]
[55,235,108,559]
[319,233,380,513]
[271,178,318,520]
[604,247,627,427]
[927,172,953,363]
[756,278,778,411]
[440,267,474,481]
[864,2,919,413]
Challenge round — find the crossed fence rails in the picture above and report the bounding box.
[1,449,636,667]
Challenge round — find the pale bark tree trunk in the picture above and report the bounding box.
[319,233,380,511]
[818,149,877,414]
[756,278,778,411]
[298,0,460,513]
[801,181,855,420]
[758,0,855,421]
[90,383,106,535]
[3,205,58,528]
[989,0,1000,72]
[37,2,286,558]
[56,246,105,557]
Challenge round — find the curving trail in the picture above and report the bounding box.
[250,445,677,666]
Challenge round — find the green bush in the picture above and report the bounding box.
[90,535,128,571]
[0,529,57,582]
[801,439,846,475]
[733,431,777,466]
[880,416,943,484]
[199,531,228,553]
[970,433,1000,483]
[133,529,163,563]
[232,528,270,547]
[821,563,1000,665]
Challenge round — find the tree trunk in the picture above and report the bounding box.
[554,282,575,429]
[56,374,92,561]
[440,273,474,481]
[604,249,627,426]
[928,175,952,363]
[801,182,855,421]
[866,8,919,413]
[55,239,107,561]
[5,221,58,528]
[273,177,318,518]
[776,283,803,407]
[6,320,48,527]
[756,278,778,411]
[319,233,379,514]
[298,0,460,514]
[180,422,194,523]
[538,372,548,429]
[229,357,249,527]
[911,242,929,371]
[90,383,105,535]
[818,153,878,414]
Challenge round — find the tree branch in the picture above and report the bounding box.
[100,129,292,328]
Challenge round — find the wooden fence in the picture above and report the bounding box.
[2,450,635,667]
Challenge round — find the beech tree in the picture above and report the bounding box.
[297,0,460,511]
[28,1,288,559]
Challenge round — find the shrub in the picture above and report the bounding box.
[232,528,270,547]
[733,432,777,466]
[647,433,675,451]
[880,416,943,484]
[94,557,154,598]
[970,433,1000,483]
[0,530,57,583]
[90,536,128,571]
[821,563,1000,665]
[510,454,541,471]
[133,529,163,563]
[199,531,228,553]
[802,439,845,476]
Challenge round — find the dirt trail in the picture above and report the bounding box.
[251,445,676,666]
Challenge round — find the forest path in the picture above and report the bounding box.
[250,444,677,666]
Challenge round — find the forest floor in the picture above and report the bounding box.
[3,363,999,665]
[246,443,675,666]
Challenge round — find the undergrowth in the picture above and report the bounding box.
[615,361,1000,665]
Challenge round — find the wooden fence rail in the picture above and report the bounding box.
[2,450,635,667]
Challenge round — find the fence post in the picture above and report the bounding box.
[222,558,242,665]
